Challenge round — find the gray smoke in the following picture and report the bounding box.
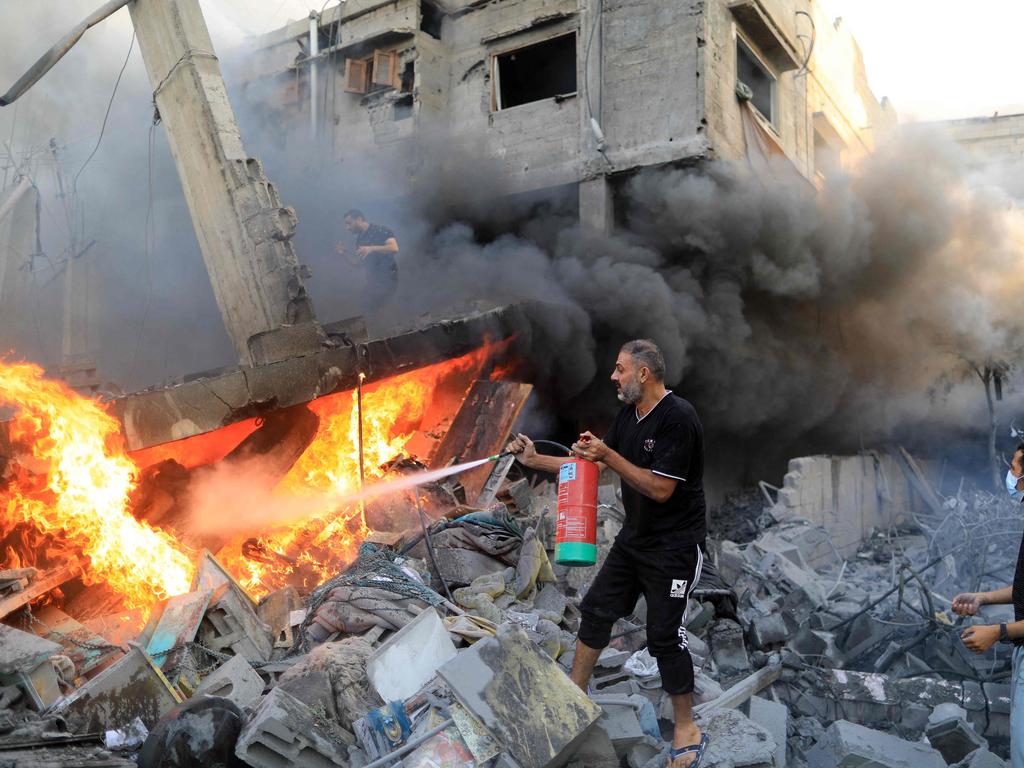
[4,4,1024,481]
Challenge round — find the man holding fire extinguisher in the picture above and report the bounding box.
[507,339,709,768]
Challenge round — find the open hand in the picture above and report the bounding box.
[961,624,999,653]
[356,246,372,258]
[951,593,983,616]
[571,431,608,462]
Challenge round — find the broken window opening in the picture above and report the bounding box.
[394,95,414,121]
[420,1,443,40]
[736,36,775,126]
[494,33,577,111]
[401,62,415,94]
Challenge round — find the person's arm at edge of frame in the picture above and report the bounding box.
[571,431,676,503]
[952,587,1019,652]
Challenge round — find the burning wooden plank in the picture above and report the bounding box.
[430,380,533,503]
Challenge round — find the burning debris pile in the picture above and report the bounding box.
[0,361,1020,768]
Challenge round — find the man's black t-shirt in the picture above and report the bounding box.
[356,223,398,278]
[603,392,706,550]
[1013,533,1024,645]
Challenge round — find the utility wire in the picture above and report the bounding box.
[72,29,135,196]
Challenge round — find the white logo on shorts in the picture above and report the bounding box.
[670,579,688,599]
[678,625,689,650]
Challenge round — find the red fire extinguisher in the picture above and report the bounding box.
[555,458,599,566]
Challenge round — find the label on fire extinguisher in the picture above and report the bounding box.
[559,462,576,483]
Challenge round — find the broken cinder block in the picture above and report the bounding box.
[235,687,347,768]
[0,624,63,709]
[807,719,946,768]
[926,717,989,765]
[191,654,264,709]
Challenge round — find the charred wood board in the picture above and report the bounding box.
[430,380,532,504]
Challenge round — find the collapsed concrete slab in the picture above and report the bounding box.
[365,607,457,702]
[105,305,528,451]
[439,623,602,768]
[56,644,182,732]
[806,720,946,768]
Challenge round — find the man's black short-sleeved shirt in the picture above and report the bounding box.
[1013,533,1024,645]
[356,223,398,277]
[603,392,706,549]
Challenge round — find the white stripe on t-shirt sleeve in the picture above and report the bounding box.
[652,470,686,482]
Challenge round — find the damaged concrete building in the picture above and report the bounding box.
[244,0,897,231]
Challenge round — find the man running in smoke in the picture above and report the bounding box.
[951,442,1024,768]
[507,339,709,767]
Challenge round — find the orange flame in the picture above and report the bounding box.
[0,361,194,607]
[219,345,502,594]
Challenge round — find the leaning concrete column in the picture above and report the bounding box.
[129,0,323,366]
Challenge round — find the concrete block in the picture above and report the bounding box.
[929,702,969,727]
[366,608,457,702]
[192,654,264,709]
[750,614,789,649]
[258,586,303,649]
[954,749,1009,768]
[198,588,274,663]
[277,669,337,721]
[748,696,788,768]
[982,683,1012,741]
[439,624,602,768]
[709,620,751,677]
[926,718,988,765]
[806,720,946,768]
[235,687,347,768]
[695,707,777,768]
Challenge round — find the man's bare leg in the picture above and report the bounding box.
[668,693,703,767]
[569,639,602,692]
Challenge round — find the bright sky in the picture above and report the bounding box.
[821,0,1024,122]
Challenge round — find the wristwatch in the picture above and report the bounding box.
[999,623,1009,643]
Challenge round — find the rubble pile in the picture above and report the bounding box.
[0,458,1020,768]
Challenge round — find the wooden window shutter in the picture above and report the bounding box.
[372,50,399,88]
[345,58,369,93]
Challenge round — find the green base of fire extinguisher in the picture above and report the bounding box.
[554,541,597,567]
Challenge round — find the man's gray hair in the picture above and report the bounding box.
[621,339,665,381]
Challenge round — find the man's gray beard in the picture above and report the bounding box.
[617,381,642,404]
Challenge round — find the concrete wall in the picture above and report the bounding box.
[932,113,1024,166]
[772,453,923,558]
[702,0,893,178]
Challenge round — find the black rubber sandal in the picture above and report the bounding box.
[668,733,709,766]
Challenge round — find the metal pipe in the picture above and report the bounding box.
[308,12,319,137]
[1,0,133,107]
[356,371,366,492]
[362,718,455,768]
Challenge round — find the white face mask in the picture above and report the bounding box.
[1006,469,1024,504]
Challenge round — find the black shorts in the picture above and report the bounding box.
[578,538,704,695]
